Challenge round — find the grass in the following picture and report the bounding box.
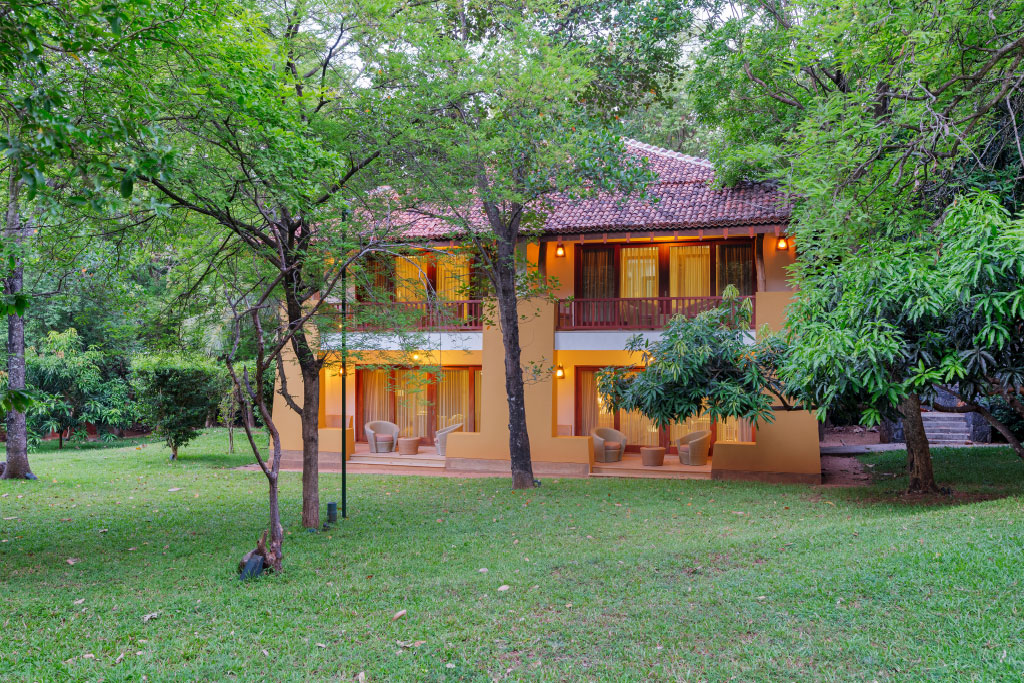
[1,430,1022,681]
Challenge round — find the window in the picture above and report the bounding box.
[576,366,755,451]
[356,366,481,443]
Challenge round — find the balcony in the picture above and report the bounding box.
[332,300,484,331]
[556,296,755,330]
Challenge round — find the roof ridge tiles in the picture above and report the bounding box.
[623,138,715,169]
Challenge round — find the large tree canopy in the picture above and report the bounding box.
[680,0,1024,491]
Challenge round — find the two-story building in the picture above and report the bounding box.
[272,140,822,483]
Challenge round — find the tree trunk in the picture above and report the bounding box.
[898,393,939,493]
[228,423,234,454]
[170,444,178,460]
[284,284,321,529]
[298,363,320,527]
[265,472,284,571]
[2,172,31,480]
[493,240,535,489]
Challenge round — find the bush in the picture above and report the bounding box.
[989,396,1024,444]
[132,355,222,459]
[25,329,139,448]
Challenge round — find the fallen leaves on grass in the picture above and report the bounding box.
[392,609,407,621]
[66,558,80,565]
[142,612,160,623]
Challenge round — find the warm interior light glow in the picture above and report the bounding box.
[555,242,565,257]
[412,353,420,362]
[555,364,565,379]
[776,236,790,250]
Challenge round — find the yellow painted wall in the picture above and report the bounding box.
[445,298,593,468]
[763,236,796,291]
[711,409,821,481]
[755,291,794,334]
[552,350,644,434]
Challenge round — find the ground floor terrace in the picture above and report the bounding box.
[273,293,822,483]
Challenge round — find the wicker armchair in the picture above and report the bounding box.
[365,420,400,453]
[591,427,628,463]
[434,423,463,457]
[676,430,711,466]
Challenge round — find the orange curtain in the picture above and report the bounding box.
[436,253,470,301]
[474,369,483,432]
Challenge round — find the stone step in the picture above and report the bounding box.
[347,454,445,468]
[921,412,968,420]
[589,467,711,480]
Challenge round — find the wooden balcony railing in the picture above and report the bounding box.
[332,300,484,331]
[556,296,755,330]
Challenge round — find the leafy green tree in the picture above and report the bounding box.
[396,0,690,487]
[132,355,221,460]
[24,328,138,449]
[125,0,450,526]
[0,0,225,479]
[681,0,1024,492]
[598,288,794,431]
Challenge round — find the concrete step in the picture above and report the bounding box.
[348,454,445,468]
[590,468,711,480]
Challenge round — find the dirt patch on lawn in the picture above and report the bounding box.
[819,455,873,487]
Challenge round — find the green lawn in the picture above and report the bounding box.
[1,431,1022,681]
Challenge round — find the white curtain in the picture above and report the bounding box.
[395,369,430,439]
[437,369,470,430]
[716,417,754,443]
[361,369,390,429]
[578,369,615,437]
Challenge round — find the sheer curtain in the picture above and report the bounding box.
[437,369,469,430]
[620,409,660,446]
[669,245,711,297]
[669,411,712,443]
[717,417,754,442]
[394,369,430,439]
[436,253,470,301]
[620,247,659,298]
[578,369,615,438]
[360,369,391,433]
[395,254,430,302]
[473,369,483,432]
[716,244,755,296]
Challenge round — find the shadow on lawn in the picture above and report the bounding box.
[837,444,1024,507]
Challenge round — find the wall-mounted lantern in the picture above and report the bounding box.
[555,364,565,379]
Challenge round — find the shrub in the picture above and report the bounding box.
[132,355,222,459]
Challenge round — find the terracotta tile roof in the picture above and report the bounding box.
[382,140,789,239]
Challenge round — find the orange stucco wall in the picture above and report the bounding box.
[711,410,821,483]
[445,299,593,474]
[273,234,818,480]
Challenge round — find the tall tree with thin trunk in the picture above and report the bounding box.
[2,171,30,479]
[127,1,442,525]
[395,0,689,487]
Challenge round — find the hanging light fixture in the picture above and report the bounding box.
[555,364,565,379]
[555,238,565,257]
[776,236,790,251]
